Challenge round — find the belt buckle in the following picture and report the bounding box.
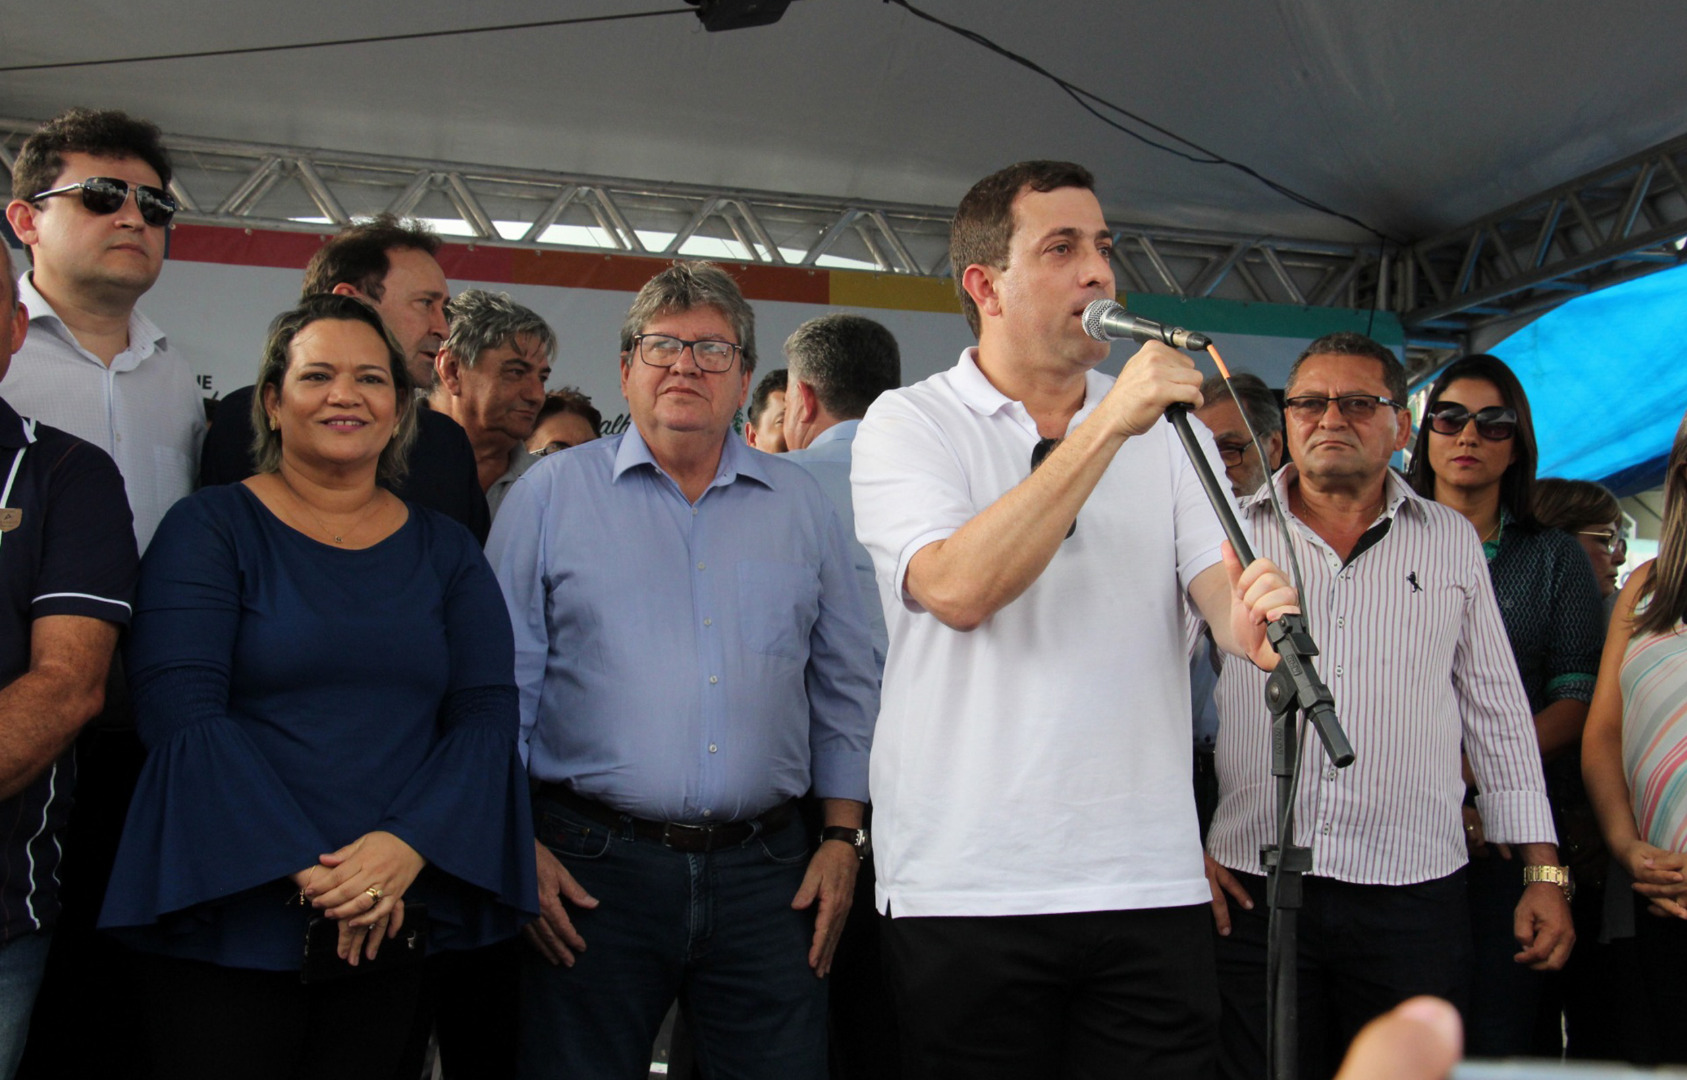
[661,821,712,852]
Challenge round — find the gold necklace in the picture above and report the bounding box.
[277,472,383,546]
[1481,518,1502,544]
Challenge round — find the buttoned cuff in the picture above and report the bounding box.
[1475,789,1559,846]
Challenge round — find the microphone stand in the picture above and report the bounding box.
[1164,404,1354,1080]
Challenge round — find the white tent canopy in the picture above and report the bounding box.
[4,1,1685,246]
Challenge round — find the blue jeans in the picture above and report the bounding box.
[517,796,826,1080]
[0,931,52,1080]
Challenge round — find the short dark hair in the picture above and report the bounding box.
[784,314,901,420]
[1,256,15,310]
[1286,332,1408,405]
[250,294,417,484]
[1405,353,1540,527]
[950,161,1097,337]
[1197,371,1281,437]
[301,213,441,302]
[1533,478,1622,535]
[748,369,788,426]
[618,261,757,376]
[536,387,602,437]
[10,108,173,204]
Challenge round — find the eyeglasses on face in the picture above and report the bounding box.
[633,334,741,373]
[1283,394,1402,423]
[1427,403,1518,441]
[1216,442,1252,467]
[1577,528,1627,558]
[31,177,179,227]
[1030,436,1076,540]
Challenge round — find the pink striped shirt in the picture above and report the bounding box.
[1208,466,1556,885]
[1620,627,1687,853]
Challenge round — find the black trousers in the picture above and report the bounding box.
[1214,870,1470,1080]
[882,904,1219,1080]
[134,950,425,1080]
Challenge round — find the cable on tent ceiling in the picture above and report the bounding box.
[0,9,694,73]
[885,0,1403,246]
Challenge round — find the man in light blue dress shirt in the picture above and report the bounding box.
[487,262,878,1080]
[781,314,903,674]
[780,314,903,1080]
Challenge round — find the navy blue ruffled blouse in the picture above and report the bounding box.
[100,484,537,971]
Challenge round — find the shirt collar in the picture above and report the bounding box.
[16,272,167,364]
[807,419,860,449]
[948,347,1109,432]
[612,422,777,493]
[0,397,31,450]
[1243,463,1427,524]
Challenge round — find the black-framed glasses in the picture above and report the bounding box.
[633,333,741,373]
[1426,403,1518,441]
[1030,437,1076,540]
[31,177,179,227]
[1577,528,1627,558]
[1283,394,1402,422]
[1215,441,1251,467]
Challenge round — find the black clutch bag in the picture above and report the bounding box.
[300,903,429,984]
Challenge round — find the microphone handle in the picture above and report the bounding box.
[1165,405,1256,565]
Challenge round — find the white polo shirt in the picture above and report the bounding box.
[852,348,1231,918]
[9,274,205,552]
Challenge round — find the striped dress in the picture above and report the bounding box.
[1621,626,1687,852]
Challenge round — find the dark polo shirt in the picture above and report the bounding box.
[0,396,138,943]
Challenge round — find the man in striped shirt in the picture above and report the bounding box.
[0,261,137,1078]
[1204,333,1573,1079]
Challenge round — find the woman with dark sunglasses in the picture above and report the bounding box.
[1405,354,1608,1058]
[1582,408,1687,1065]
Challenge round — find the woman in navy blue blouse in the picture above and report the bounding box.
[1406,354,1605,1058]
[100,294,537,1079]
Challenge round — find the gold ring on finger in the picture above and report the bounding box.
[366,885,384,901]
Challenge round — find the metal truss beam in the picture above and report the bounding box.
[9,118,1682,379]
[1393,129,1687,340]
[0,119,1375,305]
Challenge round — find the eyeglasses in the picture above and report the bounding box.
[1577,529,1627,558]
[31,177,180,227]
[1426,403,1518,441]
[1216,441,1251,467]
[1283,394,1402,423]
[633,334,741,373]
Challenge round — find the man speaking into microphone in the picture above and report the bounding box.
[852,160,1297,1079]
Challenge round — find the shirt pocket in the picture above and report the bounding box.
[736,559,818,661]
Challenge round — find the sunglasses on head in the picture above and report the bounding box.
[31,177,179,227]
[1427,403,1518,441]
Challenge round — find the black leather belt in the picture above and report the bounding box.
[538,783,795,854]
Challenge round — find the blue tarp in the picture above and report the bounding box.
[1487,260,1687,496]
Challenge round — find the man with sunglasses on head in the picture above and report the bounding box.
[2,107,205,1080]
[850,160,1298,1080]
[487,262,877,1080]
[1202,333,1572,1080]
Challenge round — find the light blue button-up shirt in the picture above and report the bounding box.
[486,425,877,823]
[782,420,886,676]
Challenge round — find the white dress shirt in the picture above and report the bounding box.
[8,274,205,551]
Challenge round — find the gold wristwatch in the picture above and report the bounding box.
[1522,864,1574,900]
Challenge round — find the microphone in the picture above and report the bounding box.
[1082,299,1211,351]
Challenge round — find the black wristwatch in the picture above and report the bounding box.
[820,826,870,860]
